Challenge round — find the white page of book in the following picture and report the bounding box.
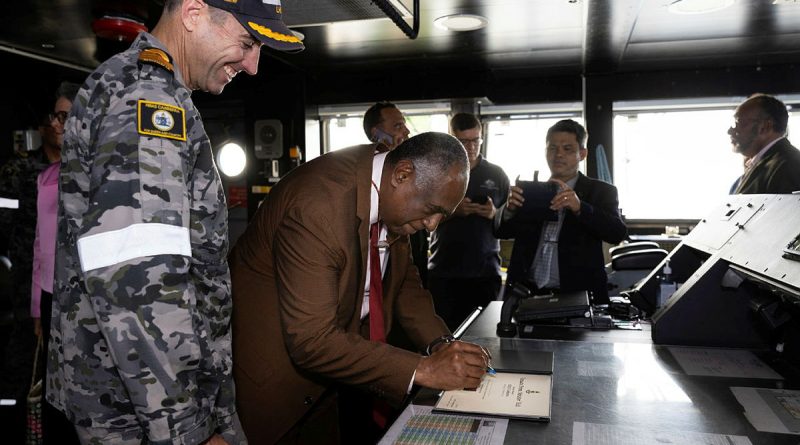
[435,372,551,419]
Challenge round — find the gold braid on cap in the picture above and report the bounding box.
[247,22,301,43]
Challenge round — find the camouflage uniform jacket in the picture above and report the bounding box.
[0,147,50,318]
[49,33,245,445]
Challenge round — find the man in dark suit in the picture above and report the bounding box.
[729,94,800,194]
[494,119,627,305]
[230,132,491,444]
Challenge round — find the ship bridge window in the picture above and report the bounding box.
[613,96,800,220]
[313,101,451,158]
[482,104,585,184]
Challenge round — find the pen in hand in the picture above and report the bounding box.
[486,366,497,376]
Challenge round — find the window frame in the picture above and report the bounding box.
[315,101,452,156]
[612,95,800,226]
[481,102,585,183]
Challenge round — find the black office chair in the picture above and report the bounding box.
[608,241,659,257]
[606,242,668,298]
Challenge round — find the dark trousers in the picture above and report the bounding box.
[338,385,394,445]
[0,319,35,401]
[428,276,502,331]
[0,318,35,445]
[276,388,341,445]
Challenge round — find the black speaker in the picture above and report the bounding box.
[254,119,283,159]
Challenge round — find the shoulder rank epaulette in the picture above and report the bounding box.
[138,48,174,74]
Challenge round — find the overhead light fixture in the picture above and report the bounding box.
[667,0,735,14]
[217,142,247,177]
[434,14,488,32]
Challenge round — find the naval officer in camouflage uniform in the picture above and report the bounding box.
[50,0,303,443]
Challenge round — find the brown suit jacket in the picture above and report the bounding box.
[229,145,449,444]
[735,137,800,194]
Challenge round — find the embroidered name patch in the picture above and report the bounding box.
[137,100,186,141]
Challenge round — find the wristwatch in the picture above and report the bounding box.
[425,334,455,356]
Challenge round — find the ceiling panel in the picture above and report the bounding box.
[282,0,391,26]
[1,0,800,82]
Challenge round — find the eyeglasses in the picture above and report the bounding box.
[457,137,483,147]
[48,111,68,125]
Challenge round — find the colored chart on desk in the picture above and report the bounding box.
[378,405,507,445]
[395,414,480,444]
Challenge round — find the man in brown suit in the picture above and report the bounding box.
[230,132,490,444]
[729,94,800,194]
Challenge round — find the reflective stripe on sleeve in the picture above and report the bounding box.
[0,197,19,209]
[77,223,191,272]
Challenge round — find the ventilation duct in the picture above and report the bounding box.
[373,0,419,39]
[281,0,419,39]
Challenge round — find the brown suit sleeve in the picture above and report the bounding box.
[273,209,426,405]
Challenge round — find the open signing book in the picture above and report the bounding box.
[433,345,553,421]
[434,372,552,421]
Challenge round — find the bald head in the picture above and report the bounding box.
[379,132,470,236]
[387,132,470,190]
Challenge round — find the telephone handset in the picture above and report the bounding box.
[372,127,394,147]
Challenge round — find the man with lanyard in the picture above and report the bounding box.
[495,119,627,305]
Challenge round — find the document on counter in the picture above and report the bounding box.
[377,404,507,445]
[572,422,753,445]
[433,372,552,421]
[731,387,800,434]
[668,347,783,379]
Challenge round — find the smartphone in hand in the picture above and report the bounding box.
[514,180,559,222]
[471,195,489,205]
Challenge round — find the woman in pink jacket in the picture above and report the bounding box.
[30,81,80,444]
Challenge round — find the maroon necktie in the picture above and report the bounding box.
[369,223,390,428]
[369,223,386,343]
